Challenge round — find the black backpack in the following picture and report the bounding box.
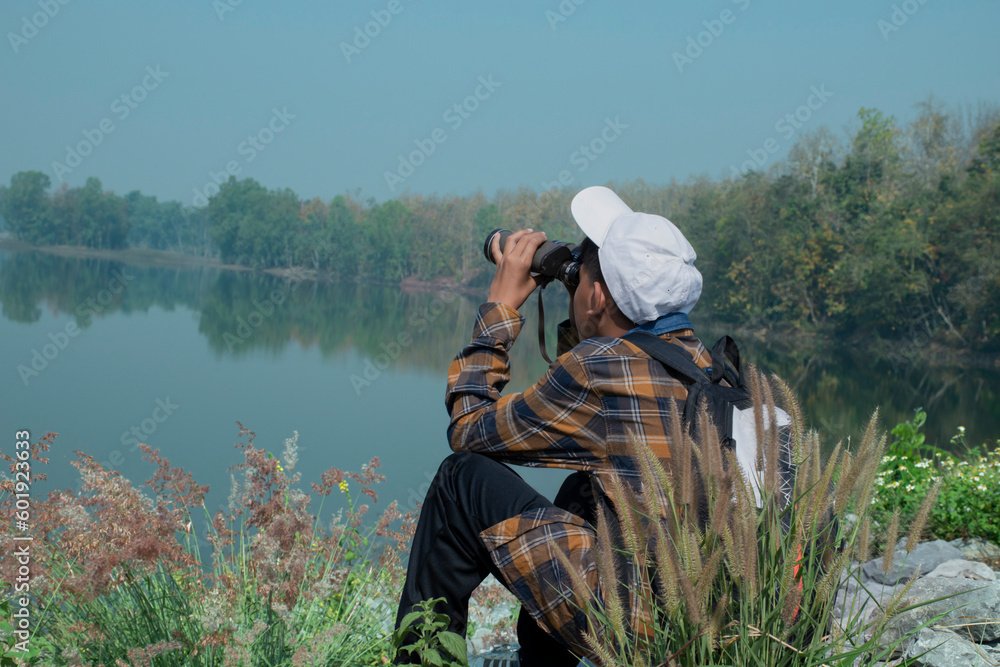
[622,331,795,511]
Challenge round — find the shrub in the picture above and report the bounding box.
[391,597,468,666]
[0,424,416,666]
[871,411,1000,545]
[556,367,943,666]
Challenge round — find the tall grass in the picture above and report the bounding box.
[557,367,944,667]
[0,424,416,666]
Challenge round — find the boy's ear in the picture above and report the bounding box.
[589,280,609,316]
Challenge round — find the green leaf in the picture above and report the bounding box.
[423,647,444,666]
[437,631,468,660]
[397,610,425,633]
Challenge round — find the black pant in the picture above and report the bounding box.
[393,452,596,666]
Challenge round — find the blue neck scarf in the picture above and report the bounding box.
[626,312,693,336]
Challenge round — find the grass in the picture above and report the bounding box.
[0,383,986,666]
[553,366,957,666]
[0,425,416,666]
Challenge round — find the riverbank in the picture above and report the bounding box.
[2,237,998,367]
[0,238,486,295]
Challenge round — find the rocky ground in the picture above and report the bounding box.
[834,537,1000,667]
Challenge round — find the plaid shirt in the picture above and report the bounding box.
[446,302,713,653]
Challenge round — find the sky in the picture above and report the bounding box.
[2,0,999,207]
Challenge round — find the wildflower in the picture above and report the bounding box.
[958,426,966,433]
[905,484,915,492]
[915,460,930,469]
[339,480,349,494]
[283,430,299,471]
[277,463,284,472]
[978,485,988,492]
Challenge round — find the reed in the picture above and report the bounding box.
[559,367,949,667]
[0,424,416,666]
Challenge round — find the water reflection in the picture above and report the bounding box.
[2,248,997,450]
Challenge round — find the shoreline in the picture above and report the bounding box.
[0,237,485,295]
[2,238,997,366]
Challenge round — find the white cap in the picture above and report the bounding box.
[570,186,702,324]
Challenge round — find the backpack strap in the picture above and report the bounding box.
[623,331,709,387]
[624,331,712,429]
[709,335,745,389]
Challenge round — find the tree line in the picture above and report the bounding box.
[0,174,210,255]
[3,249,995,448]
[1,98,998,350]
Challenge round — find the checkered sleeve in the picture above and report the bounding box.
[446,302,606,470]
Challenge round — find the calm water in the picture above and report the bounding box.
[2,248,998,527]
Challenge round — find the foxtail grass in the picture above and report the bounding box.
[559,366,952,667]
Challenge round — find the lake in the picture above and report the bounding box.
[2,247,998,532]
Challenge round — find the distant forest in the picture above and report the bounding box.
[1,100,998,351]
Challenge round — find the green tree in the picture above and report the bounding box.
[207,177,300,267]
[360,199,414,281]
[73,177,129,249]
[326,195,362,277]
[0,171,55,244]
[125,190,169,249]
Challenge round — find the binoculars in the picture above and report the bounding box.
[482,228,581,288]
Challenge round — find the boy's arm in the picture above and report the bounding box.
[445,302,605,469]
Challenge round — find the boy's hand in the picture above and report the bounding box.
[486,229,549,312]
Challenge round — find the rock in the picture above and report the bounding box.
[833,580,900,630]
[903,628,997,667]
[863,540,965,585]
[925,559,997,581]
[881,578,1000,645]
[949,537,1000,564]
[467,628,495,656]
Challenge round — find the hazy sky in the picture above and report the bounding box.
[3,0,998,207]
